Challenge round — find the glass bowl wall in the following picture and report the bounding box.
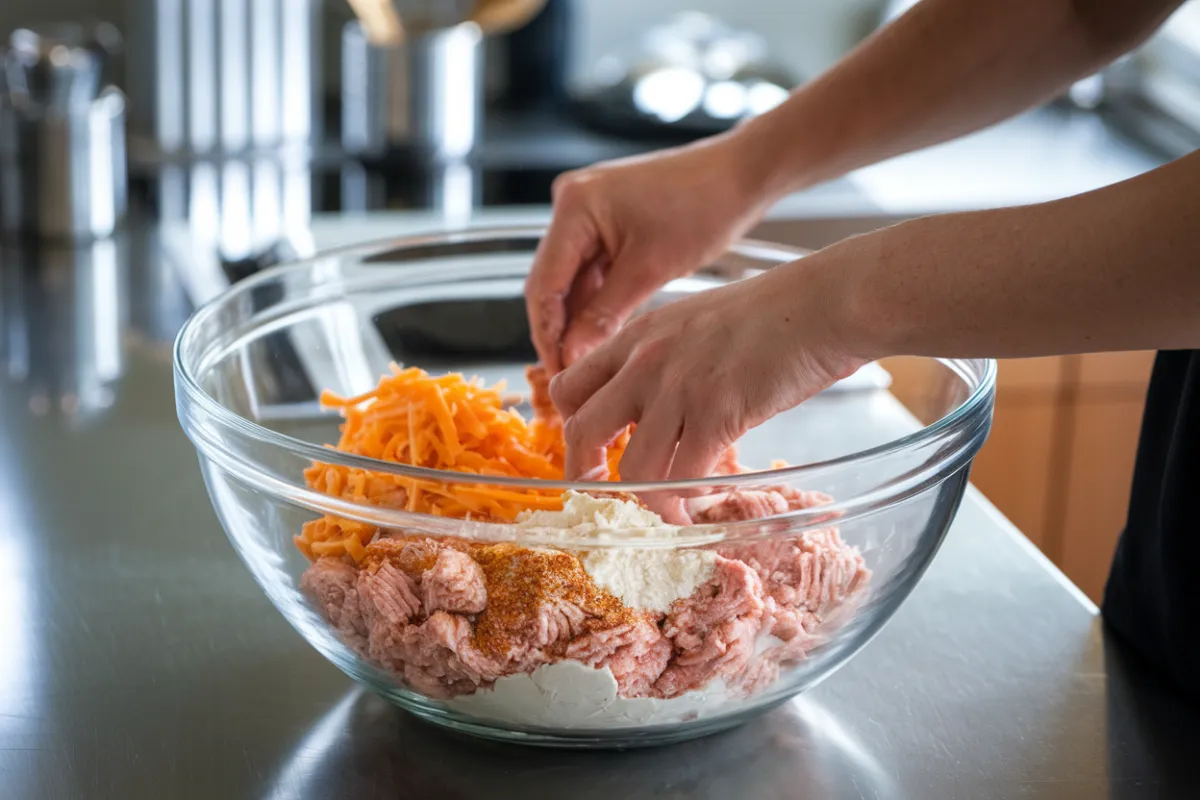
[175,228,995,747]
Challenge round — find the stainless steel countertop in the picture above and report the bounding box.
[2,216,1198,800]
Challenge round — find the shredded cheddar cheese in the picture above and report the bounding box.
[295,364,631,562]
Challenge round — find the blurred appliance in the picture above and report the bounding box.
[125,0,322,168]
[153,158,316,298]
[1095,4,1200,158]
[495,0,573,111]
[879,0,918,23]
[571,12,796,139]
[879,0,1131,117]
[0,24,127,241]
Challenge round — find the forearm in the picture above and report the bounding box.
[733,0,1180,200]
[817,150,1200,360]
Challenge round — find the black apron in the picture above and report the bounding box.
[1103,349,1200,700]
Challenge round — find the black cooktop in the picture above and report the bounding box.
[132,108,698,217]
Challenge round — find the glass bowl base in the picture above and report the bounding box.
[395,698,789,750]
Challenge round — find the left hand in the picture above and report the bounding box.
[548,258,866,520]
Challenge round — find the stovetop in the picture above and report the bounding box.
[130,107,696,218]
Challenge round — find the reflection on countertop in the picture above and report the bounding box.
[265,688,897,799]
[0,240,128,424]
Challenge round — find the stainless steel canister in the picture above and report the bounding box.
[0,26,128,241]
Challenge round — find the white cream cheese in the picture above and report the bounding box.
[446,661,735,728]
[514,491,717,612]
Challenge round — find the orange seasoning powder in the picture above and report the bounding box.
[361,536,639,658]
[470,543,638,658]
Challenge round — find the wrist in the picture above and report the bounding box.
[723,90,844,206]
[718,115,798,210]
[780,233,902,367]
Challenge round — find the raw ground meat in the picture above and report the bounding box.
[301,482,870,703]
[654,557,765,698]
[299,557,369,652]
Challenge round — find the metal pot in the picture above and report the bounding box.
[341,20,484,162]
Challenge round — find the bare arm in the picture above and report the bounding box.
[813,149,1200,359]
[549,151,1200,489]
[732,0,1183,200]
[524,0,1182,373]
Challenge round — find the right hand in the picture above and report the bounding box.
[546,250,867,518]
[526,133,771,372]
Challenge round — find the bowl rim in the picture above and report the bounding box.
[174,225,997,537]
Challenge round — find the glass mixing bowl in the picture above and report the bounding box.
[174,227,995,748]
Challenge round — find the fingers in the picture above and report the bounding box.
[526,214,595,373]
[616,400,683,483]
[562,374,641,480]
[668,421,731,484]
[561,263,658,368]
[565,254,609,322]
[617,400,691,522]
[548,342,621,420]
[630,415,729,525]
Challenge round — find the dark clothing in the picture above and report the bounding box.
[1103,350,1200,700]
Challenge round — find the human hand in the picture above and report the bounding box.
[547,258,867,521]
[525,133,771,373]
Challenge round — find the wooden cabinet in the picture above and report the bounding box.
[969,398,1059,550]
[883,351,1155,603]
[1058,394,1147,600]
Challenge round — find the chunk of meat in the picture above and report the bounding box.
[359,561,422,627]
[654,557,765,698]
[300,558,369,652]
[566,618,671,697]
[691,489,790,522]
[532,600,590,649]
[656,614,763,698]
[762,602,823,646]
[663,557,764,642]
[396,612,498,699]
[478,598,593,668]
[299,487,871,705]
[357,562,424,671]
[421,549,487,614]
[720,528,868,617]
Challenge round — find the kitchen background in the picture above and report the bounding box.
[2,0,1199,604]
[0,1,877,89]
